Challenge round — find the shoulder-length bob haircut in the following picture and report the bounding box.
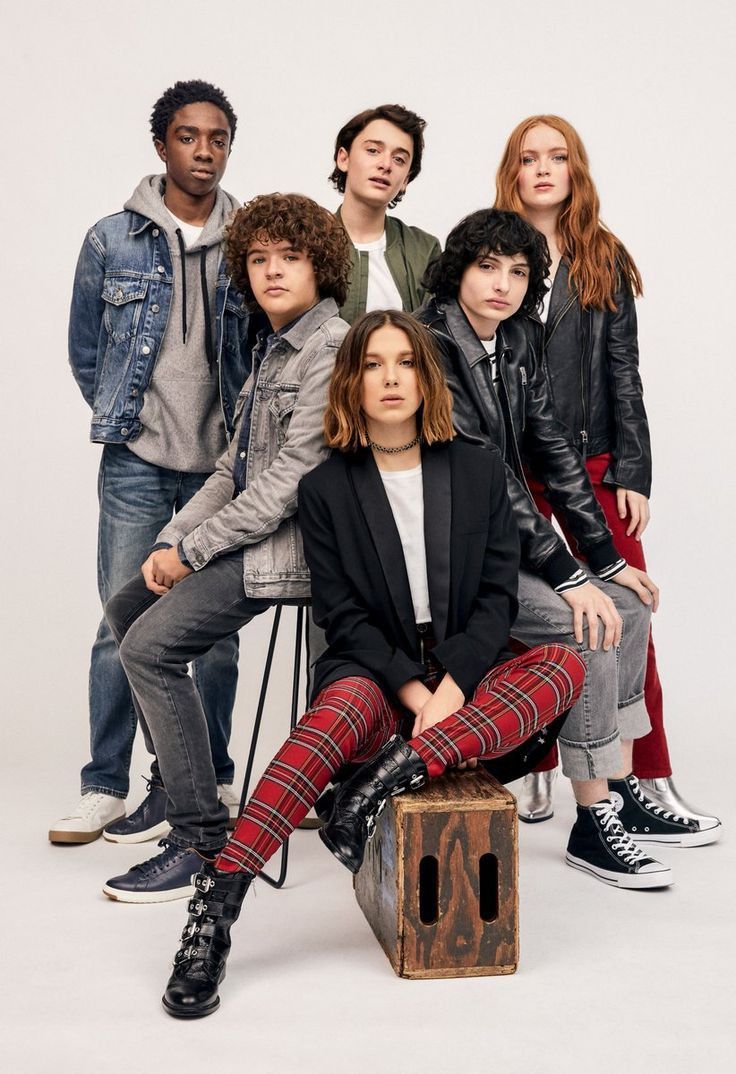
[494,114,642,311]
[224,192,352,310]
[324,310,454,453]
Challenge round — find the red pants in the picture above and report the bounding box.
[216,643,585,874]
[526,453,671,778]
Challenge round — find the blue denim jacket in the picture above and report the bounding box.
[68,208,250,443]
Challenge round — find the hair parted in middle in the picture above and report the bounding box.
[324,310,454,453]
[494,114,642,310]
[329,104,427,207]
[422,208,550,315]
[224,193,352,309]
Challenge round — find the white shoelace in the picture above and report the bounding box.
[628,776,686,823]
[67,792,110,820]
[593,801,649,864]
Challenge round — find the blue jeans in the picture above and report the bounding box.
[81,444,239,797]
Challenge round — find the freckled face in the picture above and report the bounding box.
[516,123,571,212]
[246,239,319,330]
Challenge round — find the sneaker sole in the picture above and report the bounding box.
[162,994,220,1019]
[49,826,106,844]
[103,821,171,844]
[630,824,721,848]
[102,882,195,904]
[565,852,673,889]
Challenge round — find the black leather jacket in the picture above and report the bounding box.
[417,299,620,588]
[538,262,652,497]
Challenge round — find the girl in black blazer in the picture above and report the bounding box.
[161,310,585,1020]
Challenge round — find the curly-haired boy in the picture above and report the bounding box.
[101,193,351,901]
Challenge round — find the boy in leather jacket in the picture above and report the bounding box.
[417,208,714,888]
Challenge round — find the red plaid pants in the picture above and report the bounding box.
[216,643,585,874]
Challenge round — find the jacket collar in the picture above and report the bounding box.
[348,443,452,646]
[279,298,339,351]
[546,260,577,335]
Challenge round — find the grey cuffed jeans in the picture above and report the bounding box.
[106,551,272,851]
[512,567,651,780]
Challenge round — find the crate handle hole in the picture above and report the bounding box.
[479,853,498,921]
[418,855,439,924]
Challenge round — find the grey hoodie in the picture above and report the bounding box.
[124,175,240,473]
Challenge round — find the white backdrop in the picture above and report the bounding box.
[1,2,735,1070]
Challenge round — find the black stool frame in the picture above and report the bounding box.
[237,606,305,889]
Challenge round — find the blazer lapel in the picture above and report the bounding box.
[349,452,417,648]
[422,445,451,643]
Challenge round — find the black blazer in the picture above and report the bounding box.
[298,439,520,703]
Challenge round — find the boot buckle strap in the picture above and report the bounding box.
[195,874,215,893]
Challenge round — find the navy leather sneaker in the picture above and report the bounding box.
[102,840,209,903]
[103,778,170,844]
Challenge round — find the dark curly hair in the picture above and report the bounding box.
[423,209,551,315]
[150,80,237,145]
[329,104,427,207]
[224,193,352,310]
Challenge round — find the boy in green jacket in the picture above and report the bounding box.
[330,103,440,324]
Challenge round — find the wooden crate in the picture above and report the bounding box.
[354,768,518,979]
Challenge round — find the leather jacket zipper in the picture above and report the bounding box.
[520,366,527,431]
[498,359,533,500]
[579,307,591,458]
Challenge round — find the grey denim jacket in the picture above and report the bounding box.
[157,299,349,599]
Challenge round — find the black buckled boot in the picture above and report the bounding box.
[318,735,427,874]
[162,864,253,1019]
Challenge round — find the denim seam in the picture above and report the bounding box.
[80,784,126,799]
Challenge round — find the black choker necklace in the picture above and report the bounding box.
[368,436,420,455]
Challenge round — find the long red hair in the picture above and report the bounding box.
[494,114,642,311]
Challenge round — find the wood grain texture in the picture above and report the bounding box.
[355,769,518,979]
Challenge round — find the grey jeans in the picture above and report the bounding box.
[512,568,651,780]
[106,551,272,851]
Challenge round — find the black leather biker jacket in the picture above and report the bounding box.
[417,298,620,588]
[536,262,652,497]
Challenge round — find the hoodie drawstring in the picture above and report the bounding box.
[200,246,215,374]
[175,229,188,344]
[175,229,215,373]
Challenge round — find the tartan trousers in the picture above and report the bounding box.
[216,642,585,874]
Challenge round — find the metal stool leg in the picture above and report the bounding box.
[237,606,304,889]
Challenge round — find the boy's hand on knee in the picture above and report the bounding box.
[611,565,659,611]
[561,582,622,651]
[141,548,192,595]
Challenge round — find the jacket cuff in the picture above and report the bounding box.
[177,542,194,570]
[384,654,428,696]
[539,545,581,589]
[585,535,622,575]
[180,531,209,572]
[602,464,651,499]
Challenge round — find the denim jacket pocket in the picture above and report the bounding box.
[101,276,149,343]
[267,387,299,446]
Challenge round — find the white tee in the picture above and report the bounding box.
[166,208,204,248]
[482,335,499,386]
[353,233,403,312]
[378,463,431,624]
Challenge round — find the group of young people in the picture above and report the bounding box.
[51,79,721,1018]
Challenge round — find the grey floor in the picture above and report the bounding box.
[5,764,733,1074]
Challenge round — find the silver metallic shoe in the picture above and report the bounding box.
[638,777,722,836]
[517,769,557,824]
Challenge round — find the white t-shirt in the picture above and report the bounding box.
[379,463,431,624]
[353,233,403,312]
[482,335,499,386]
[166,208,204,248]
[539,286,552,324]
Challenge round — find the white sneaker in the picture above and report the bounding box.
[49,792,126,844]
[217,784,240,829]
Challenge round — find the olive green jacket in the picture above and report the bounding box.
[336,207,441,325]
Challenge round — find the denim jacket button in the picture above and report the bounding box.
[157,266,165,274]
[150,304,160,313]
[121,427,129,436]
[141,345,151,355]
[152,228,160,237]
[130,388,139,397]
